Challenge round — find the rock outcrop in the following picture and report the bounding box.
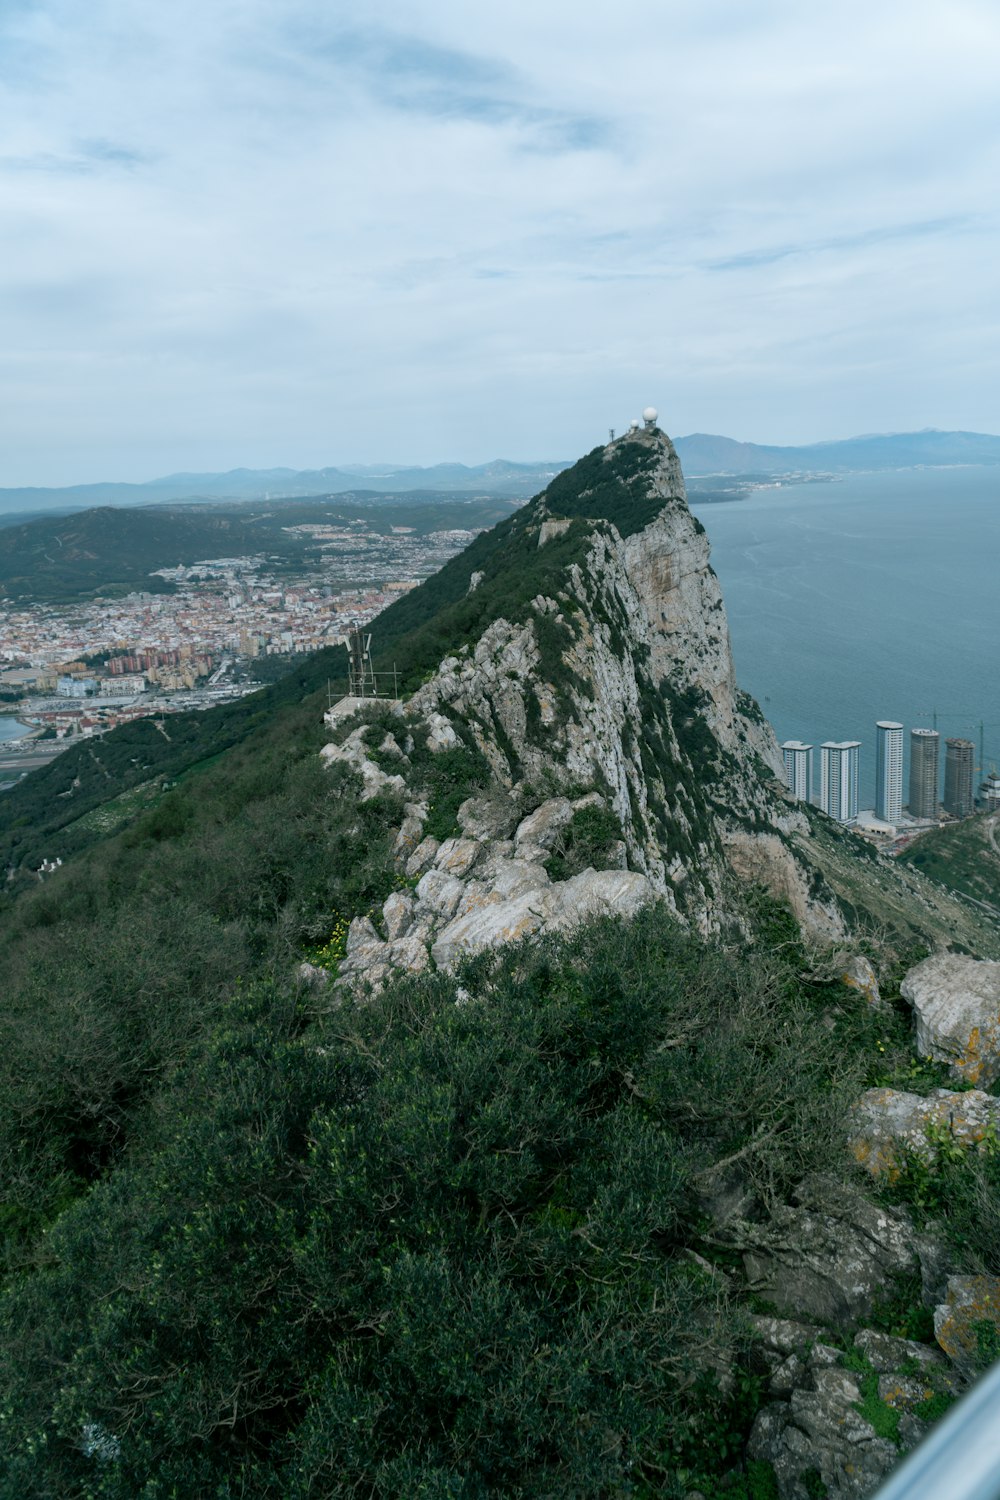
[900,954,1000,1086]
[851,1086,1000,1178]
[331,426,839,945]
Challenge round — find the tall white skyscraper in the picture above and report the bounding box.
[875,721,904,824]
[820,741,861,824]
[781,741,813,801]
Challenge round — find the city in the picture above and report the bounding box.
[0,518,488,783]
[781,722,1000,848]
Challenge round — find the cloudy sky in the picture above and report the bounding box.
[1,0,998,484]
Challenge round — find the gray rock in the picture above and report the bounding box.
[457,794,516,842]
[405,836,440,878]
[934,1275,1000,1373]
[346,915,381,955]
[544,868,654,929]
[484,857,551,901]
[386,934,432,975]
[434,837,481,878]
[425,712,460,753]
[853,1329,946,1375]
[842,954,883,1010]
[750,1316,827,1357]
[850,1086,1000,1179]
[431,891,551,970]
[514,797,574,850]
[393,813,425,859]
[741,1176,920,1326]
[382,891,415,941]
[901,954,1000,1087]
[750,1361,901,1500]
[415,869,466,920]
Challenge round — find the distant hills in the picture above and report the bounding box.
[675,427,1000,474]
[1,429,998,516]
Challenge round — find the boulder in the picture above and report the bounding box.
[514,797,574,851]
[741,1176,920,1325]
[900,954,1000,1086]
[393,813,425,858]
[434,837,482,878]
[749,1365,901,1500]
[934,1275,1000,1373]
[382,891,415,941]
[346,915,381,956]
[457,794,516,842]
[431,890,550,971]
[842,955,883,1010]
[414,869,466,920]
[853,1329,947,1375]
[425,712,460,753]
[405,836,440,878]
[850,1086,1000,1178]
[482,857,551,902]
[545,868,654,929]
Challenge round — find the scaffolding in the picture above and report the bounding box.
[345,628,399,701]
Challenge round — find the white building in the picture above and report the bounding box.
[98,675,146,697]
[820,741,861,824]
[781,741,813,802]
[874,721,904,825]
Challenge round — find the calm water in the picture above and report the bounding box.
[0,716,25,743]
[691,467,1000,809]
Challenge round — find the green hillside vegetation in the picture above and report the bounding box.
[0,697,977,1496]
[0,507,302,602]
[897,813,1000,915]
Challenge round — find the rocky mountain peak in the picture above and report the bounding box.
[319,425,848,989]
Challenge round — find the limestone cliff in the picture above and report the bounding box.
[319,423,856,987]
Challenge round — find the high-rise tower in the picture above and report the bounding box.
[820,741,860,824]
[909,728,940,820]
[943,738,975,818]
[781,741,813,802]
[874,721,903,824]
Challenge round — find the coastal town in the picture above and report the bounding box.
[0,516,487,782]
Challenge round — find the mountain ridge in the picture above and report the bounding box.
[3,427,1000,513]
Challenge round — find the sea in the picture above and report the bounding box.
[0,716,25,743]
[689,466,1000,810]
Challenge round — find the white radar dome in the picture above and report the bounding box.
[642,406,658,423]
[629,418,640,430]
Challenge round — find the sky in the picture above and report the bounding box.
[1,0,998,485]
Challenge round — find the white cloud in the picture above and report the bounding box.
[0,0,998,481]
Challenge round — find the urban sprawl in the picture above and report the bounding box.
[0,522,481,769]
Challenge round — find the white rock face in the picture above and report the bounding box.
[901,954,1000,1086]
[850,1087,1000,1177]
[514,798,573,851]
[431,867,656,972]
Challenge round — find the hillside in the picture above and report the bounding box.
[0,495,516,603]
[0,427,997,1498]
[897,812,1000,916]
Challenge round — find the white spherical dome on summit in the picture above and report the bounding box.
[642,406,658,422]
[629,418,640,430]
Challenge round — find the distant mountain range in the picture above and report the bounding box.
[675,428,1000,474]
[1,429,998,515]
